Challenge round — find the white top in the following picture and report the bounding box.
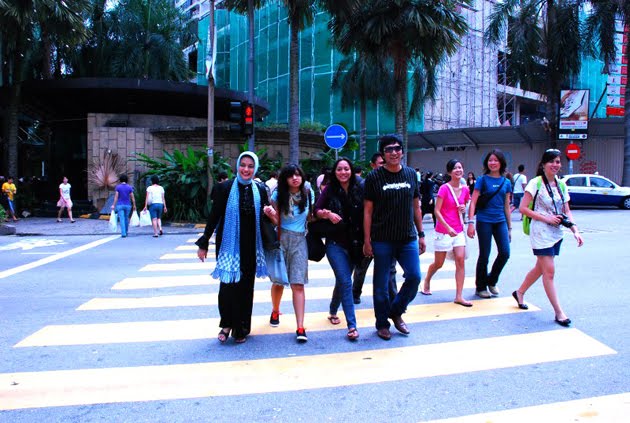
[513,173,527,194]
[59,183,71,199]
[265,178,277,194]
[146,185,165,205]
[525,177,570,249]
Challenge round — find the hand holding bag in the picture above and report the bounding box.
[108,211,118,232]
[139,210,152,226]
[129,211,140,227]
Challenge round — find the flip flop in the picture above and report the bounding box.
[347,328,359,341]
[327,315,341,325]
[218,329,230,343]
[454,300,473,307]
[420,290,432,296]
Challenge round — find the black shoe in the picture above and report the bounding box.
[377,327,391,340]
[390,315,410,335]
[555,317,571,327]
[512,291,528,310]
[353,296,361,305]
[296,328,308,343]
[269,311,280,327]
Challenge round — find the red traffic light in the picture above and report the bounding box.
[244,105,254,124]
[241,102,254,136]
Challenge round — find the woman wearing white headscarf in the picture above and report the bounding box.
[196,152,269,344]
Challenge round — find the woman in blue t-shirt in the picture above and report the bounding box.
[263,164,314,343]
[467,149,512,298]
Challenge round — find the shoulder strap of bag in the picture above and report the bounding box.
[483,176,507,202]
[445,183,465,226]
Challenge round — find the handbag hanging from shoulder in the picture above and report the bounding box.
[444,183,469,261]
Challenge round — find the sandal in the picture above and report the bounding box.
[347,328,359,341]
[234,336,247,344]
[327,315,341,325]
[218,329,230,343]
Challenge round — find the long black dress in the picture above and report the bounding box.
[196,179,268,339]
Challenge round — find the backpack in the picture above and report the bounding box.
[522,177,568,235]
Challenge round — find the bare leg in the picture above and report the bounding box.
[538,255,568,321]
[453,246,470,305]
[151,218,159,236]
[271,284,284,313]
[516,259,543,305]
[68,208,74,221]
[57,207,63,220]
[291,284,305,328]
[423,252,446,294]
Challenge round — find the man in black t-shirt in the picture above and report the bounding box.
[363,135,426,341]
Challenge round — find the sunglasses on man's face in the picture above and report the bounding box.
[384,145,403,153]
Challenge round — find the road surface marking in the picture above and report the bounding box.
[425,392,630,423]
[0,236,119,280]
[16,297,537,346]
[1,330,615,410]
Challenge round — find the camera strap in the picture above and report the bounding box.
[541,174,565,215]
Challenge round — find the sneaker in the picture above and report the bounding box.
[476,290,491,299]
[269,311,280,327]
[296,328,308,343]
[488,286,500,296]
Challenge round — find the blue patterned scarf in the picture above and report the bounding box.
[212,152,267,283]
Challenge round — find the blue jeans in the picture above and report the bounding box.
[116,204,132,237]
[326,242,357,329]
[475,221,510,290]
[371,239,421,330]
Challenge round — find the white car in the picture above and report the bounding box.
[561,174,630,210]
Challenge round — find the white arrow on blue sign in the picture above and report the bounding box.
[324,124,348,149]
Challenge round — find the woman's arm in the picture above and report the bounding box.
[434,196,454,236]
[143,191,149,210]
[563,202,583,246]
[161,187,167,213]
[466,189,479,238]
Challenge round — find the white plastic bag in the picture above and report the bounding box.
[139,210,152,227]
[129,210,140,227]
[109,211,118,232]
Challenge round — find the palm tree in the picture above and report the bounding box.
[0,0,90,177]
[224,0,267,150]
[331,53,394,161]
[485,0,586,146]
[330,0,470,158]
[105,0,195,80]
[586,1,630,185]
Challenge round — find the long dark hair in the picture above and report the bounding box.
[536,149,562,177]
[329,157,363,204]
[277,164,308,215]
[482,149,507,175]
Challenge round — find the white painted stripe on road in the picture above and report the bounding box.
[111,275,217,290]
[16,297,537,346]
[1,330,616,410]
[0,236,120,280]
[425,392,630,423]
[174,245,200,251]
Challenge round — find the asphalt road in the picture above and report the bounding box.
[0,210,628,422]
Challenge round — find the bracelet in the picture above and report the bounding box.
[419,231,425,238]
[467,221,475,224]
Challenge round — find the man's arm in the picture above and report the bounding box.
[413,197,426,254]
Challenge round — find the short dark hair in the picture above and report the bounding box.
[482,149,507,175]
[370,152,383,164]
[217,171,228,181]
[150,175,159,185]
[378,134,402,154]
[119,174,128,183]
[518,164,525,172]
[446,159,462,174]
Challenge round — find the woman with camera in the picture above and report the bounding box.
[514,149,583,326]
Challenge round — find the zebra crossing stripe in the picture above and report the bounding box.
[424,392,630,423]
[16,297,538,347]
[111,274,216,290]
[1,329,615,411]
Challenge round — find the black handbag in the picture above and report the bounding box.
[261,215,279,251]
[476,176,506,210]
[306,230,326,262]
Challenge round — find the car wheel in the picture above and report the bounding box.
[622,196,630,210]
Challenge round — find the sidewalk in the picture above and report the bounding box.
[0,216,204,237]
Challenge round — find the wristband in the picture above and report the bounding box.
[467,221,474,225]
[419,231,425,238]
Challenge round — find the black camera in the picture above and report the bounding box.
[558,213,575,228]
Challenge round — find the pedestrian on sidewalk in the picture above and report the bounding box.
[511,164,528,216]
[196,151,269,344]
[363,135,426,341]
[513,149,583,326]
[56,176,75,223]
[111,174,136,238]
[144,175,167,237]
[2,176,19,221]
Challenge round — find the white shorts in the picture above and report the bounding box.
[433,231,466,252]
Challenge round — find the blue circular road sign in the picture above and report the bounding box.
[324,124,348,149]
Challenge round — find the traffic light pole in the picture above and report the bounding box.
[247,0,255,151]
[206,1,216,200]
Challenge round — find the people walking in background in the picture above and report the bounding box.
[197,152,269,344]
[265,170,278,196]
[2,176,19,221]
[315,158,363,341]
[514,149,583,326]
[264,164,314,343]
[363,135,426,341]
[144,175,167,237]
[467,149,512,299]
[420,172,437,227]
[466,172,476,196]
[511,164,528,215]
[422,159,472,306]
[111,174,136,238]
[352,152,397,305]
[56,176,75,223]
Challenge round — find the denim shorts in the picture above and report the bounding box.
[279,229,308,285]
[533,239,562,256]
[149,203,164,219]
